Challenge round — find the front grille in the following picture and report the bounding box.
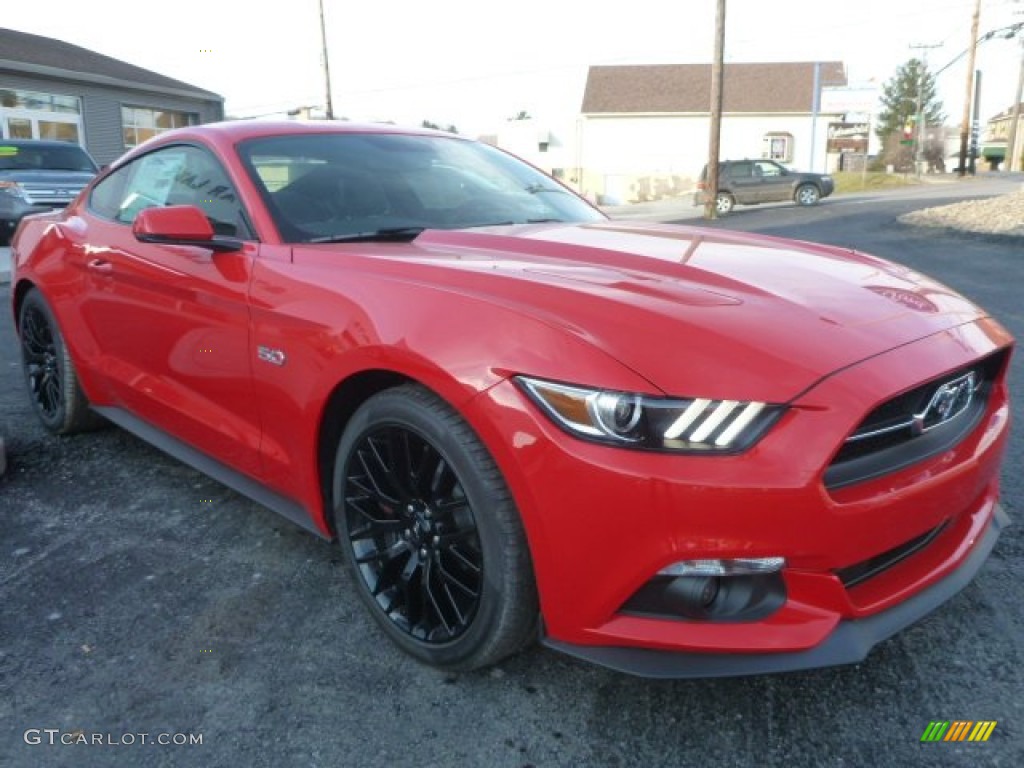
[22,183,85,205]
[825,349,1007,489]
[836,522,947,588]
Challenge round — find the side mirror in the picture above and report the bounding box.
[132,205,242,252]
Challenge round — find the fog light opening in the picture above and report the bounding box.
[622,560,788,622]
[671,575,721,619]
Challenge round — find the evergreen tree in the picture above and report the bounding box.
[421,120,458,133]
[875,59,945,170]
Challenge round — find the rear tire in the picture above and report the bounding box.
[18,288,105,434]
[715,192,735,215]
[332,384,538,671]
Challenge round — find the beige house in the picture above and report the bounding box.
[576,62,848,204]
[983,103,1024,171]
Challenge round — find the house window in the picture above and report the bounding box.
[121,106,197,149]
[762,133,793,163]
[1,88,84,143]
[0,88,81,114]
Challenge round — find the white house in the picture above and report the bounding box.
[575,62,848,204]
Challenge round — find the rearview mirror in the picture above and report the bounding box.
[132,205,242,252]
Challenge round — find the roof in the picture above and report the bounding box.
[0,27,222,102]
[581,62,847,114]
[185,120,471,141]
[988,104,1024,122]
[102,120,481,173]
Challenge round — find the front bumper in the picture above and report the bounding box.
[545,503,1009,678]
[0,199,63,238]
[465,318,1012,674]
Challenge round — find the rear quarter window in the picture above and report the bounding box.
[89,167,131,220]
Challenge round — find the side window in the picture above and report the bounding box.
[89,165,132,219]
[89,145,252,238]
[115,151,185,224]
[166,148,249,237]
[729,162,753,178]
[755,161,784,177]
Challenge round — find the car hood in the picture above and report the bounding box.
[302,221,990,401]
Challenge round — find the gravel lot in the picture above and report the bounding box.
[899,189,1024,236]
[1,179,1022,767]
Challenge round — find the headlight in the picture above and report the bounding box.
[516,376,784,453]
[0,181,29,202]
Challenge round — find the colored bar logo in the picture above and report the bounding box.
[920,721,997,742]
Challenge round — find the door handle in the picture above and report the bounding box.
[87,258,113,274]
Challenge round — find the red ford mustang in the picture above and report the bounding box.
[11,121,1012,677]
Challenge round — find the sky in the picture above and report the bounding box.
[2,0,1022,135]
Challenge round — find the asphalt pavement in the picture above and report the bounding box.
[1,180,1022,767]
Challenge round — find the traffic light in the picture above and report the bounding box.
[901,117,915,146]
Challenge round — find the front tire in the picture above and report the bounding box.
[18,288,104,434]
[795,184,821,206]
[332,385,538,671]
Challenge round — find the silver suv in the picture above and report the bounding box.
[1,139,98,244]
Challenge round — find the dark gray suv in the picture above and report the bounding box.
[694,159,834,215]
[0,139,98,244]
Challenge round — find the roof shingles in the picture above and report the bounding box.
[582,62,847,114]
[0,27,221,100]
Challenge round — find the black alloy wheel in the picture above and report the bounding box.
[345,424,483,642]
[18,289,103,434]
[333,385,537,670]
[21,300,61,422]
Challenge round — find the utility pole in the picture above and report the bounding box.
[704,0,726,220]
[909,44,941,175]
[958,0,981,175]
[969,70,982,174]
[1007,37,1024,172]
[808,62,821,173]
[319,0,335,120]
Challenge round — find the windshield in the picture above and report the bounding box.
[237,132,604,243]
[0,143,98,173]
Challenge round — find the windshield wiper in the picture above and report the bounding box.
[470,218,566,227]
[524,183,570,196]
[310,227,426,243]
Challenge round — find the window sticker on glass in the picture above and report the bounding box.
[117,151,186,223]
[0,146,19,157]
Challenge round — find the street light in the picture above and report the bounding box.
[930,19,1023,174]
[933,22,1024,78]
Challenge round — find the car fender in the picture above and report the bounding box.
[248,255,659,533]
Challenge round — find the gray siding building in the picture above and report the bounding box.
[1,28,223,164]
